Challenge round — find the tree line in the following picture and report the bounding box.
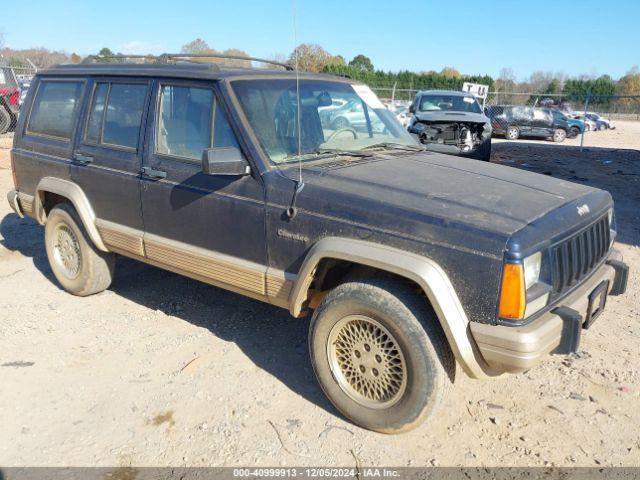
[1,39,639,104]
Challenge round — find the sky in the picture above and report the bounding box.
[1,0,639,80]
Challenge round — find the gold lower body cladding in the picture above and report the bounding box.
[95,219,294,307]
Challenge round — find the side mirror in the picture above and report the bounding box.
[409,104,415,114]
[202,147,250,176]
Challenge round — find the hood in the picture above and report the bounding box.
[303,152,600,253]
[413,111,489,123]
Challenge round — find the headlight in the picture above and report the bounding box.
[523,252,541,289]
[498,251,551,321]
[608,208,616,247]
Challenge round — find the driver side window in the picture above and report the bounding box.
[156,84,239,161]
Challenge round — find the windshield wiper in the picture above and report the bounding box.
[361,142,425,152]
[285,148,373,162]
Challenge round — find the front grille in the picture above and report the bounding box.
[552,215,610,295]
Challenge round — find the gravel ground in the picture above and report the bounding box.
[0,124,639,468]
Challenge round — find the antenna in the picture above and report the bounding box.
[285,0,304,220]
[292,0,303,188]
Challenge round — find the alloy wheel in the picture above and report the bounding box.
[327,315,407,409]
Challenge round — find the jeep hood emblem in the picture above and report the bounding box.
[577,204,590,216]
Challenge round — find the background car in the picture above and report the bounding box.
[17,79,32,106]
[544,108,585,138]
[586,112,615,130]
[572,114,598,132]
[389,104,411,127]
[326,99,386,132]
[0,66,21,134]
[318,97,347,124]
[486,105,570,142]
[407,90,492,160]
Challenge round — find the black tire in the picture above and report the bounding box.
[505,125,519,140]
[332,117,349,130]
[44,203,115,296]
[309,277,455,434]
[569,126,580,138]
[0,105,11,135]
[552,128,567,143]
[598,123,606,131]
[471,138,492,161]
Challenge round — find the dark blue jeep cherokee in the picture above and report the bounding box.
[7,55,628,433]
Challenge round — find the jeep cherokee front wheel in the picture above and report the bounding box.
[309,277,455,433]
[45,203,115,296]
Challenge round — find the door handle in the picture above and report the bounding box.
[141,166,167,180]
[73,153,93,165]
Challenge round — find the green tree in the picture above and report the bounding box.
[348,54,374,72]
[288,44,342,72]
[440,66,461,78]
[181,38,212,54]
[617,66,640,98]
[180,39,251,67]
[98,47,114,57]
[321,64,494,101]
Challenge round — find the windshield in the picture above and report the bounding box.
[232,79,417,164]
[418,94,482,114]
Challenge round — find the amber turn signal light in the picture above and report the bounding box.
[498,262,525,320]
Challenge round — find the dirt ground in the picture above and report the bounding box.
[0,123,639,468]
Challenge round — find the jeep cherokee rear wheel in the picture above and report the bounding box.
[309,277,454,433]
[45,203,115,296]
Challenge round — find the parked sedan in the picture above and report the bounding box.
[326,99,386,132]
[586,112,615,130]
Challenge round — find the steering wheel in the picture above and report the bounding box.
[325,127,358,142]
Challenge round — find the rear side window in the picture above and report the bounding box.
[156,84,239,161]
[85,82,148,150]
[28,80,83,140]
[85,83,108,143]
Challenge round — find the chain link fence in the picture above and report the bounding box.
[0,64,38,136]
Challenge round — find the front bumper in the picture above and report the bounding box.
[471,249,628,373]
[7,190,24,218]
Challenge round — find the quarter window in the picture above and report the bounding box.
[85,83,108,144]
[156,85,239,161]
[28,81,83,139]
[85,82,148,149]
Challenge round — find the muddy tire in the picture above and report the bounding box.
[552,128,567,143]
[0,105,11,135]
[44,203,115,296]
[505,125,519,140]
[309,277,455,434]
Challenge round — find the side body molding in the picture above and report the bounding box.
[34,177,108,252]
[289,237,497,379]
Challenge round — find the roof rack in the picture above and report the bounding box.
[81,53,293,70]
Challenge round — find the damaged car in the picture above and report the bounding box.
[407,90,492,161]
